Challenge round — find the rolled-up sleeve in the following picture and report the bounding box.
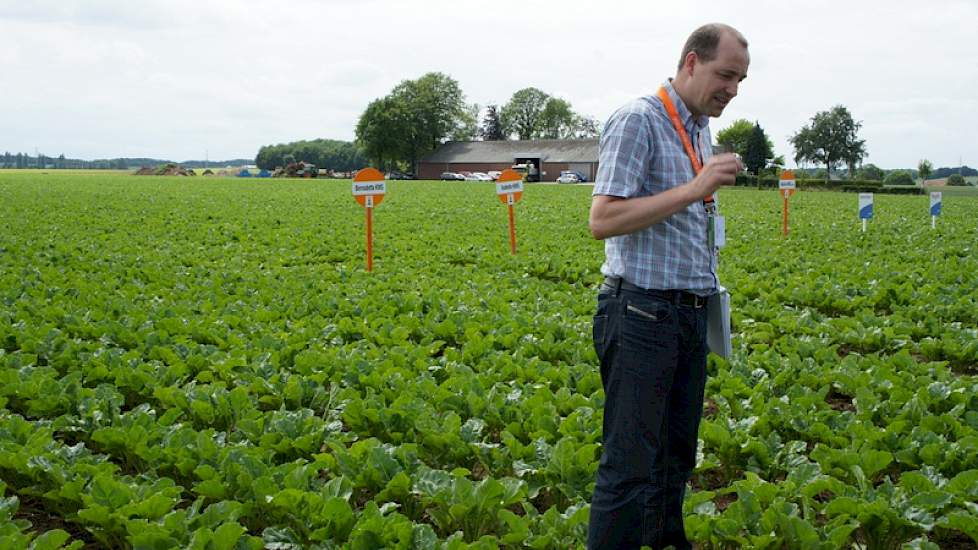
[593,102,652,199]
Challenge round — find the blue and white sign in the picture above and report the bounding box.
[858,193,874,220]
[930,192,942,216]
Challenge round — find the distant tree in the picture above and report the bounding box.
[743,122,770,177]
[857,163,885,181]
[355,95,408,171]
[716,119,753,155]
[451,102,480,141]
[917,159,933,184]
[884,170,914,185]
[57,154,66,169]
[355,72,470,171]
[538,97,577,139]
[479,105,505,141]
[500,87,550,140]
[790,105,866,181]
[571,115,600,138]
[947,173,967,186]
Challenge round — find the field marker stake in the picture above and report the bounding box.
[779,170,796,237]
[352,168,387,272]
[496,169,524,255]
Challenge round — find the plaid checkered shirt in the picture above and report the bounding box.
[593,80,719,294]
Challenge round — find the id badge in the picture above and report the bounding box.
[714,215,726,248]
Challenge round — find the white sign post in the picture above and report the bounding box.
[858,193,873,233]
[930,191,942,229]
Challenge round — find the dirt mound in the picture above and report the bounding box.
[133,163,196,176]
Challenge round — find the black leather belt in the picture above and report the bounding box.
[602,277,709,308]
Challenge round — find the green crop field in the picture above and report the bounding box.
[1,173,977,549]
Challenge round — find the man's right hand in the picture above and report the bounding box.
[689,153,743,201]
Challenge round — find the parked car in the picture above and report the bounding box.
[487,171,501,181]
[440,171,465,181]
[557,170,585,184]
[385,171,415,180]
[557,170,581,183]
[471,172,493,181]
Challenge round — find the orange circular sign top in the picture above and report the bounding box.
[354,167,385,182]
[497,168,522,183]
[496,168,524,204]
[353,167,386,207]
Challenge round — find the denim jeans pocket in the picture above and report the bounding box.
[592,314,609,359]
[620,296,675,354]
[624,297,672,323]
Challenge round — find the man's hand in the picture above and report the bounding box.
[688,153,743,201]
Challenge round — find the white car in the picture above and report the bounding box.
[557,172,582,184]
[471,172,493,181]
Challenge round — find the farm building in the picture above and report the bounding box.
[417,139,598,182]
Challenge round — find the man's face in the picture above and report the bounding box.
[687,33,749,118]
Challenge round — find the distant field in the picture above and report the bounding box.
[924,184,978,197]
[1,172,976,548]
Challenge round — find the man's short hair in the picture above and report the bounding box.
[677,23,748,71]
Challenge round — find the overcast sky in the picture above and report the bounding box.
[2,0,976,169]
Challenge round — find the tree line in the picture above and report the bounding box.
[254,139,367,172]
[0,153,254,170]
[0,152,127,170]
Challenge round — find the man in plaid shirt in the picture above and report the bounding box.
[587,23,749,549]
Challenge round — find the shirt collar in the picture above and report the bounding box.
[663,79,709,131]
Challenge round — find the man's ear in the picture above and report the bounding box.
[682,51,698,76]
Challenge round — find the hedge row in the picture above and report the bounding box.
[732,175,923,194]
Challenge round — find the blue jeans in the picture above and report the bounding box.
[587,284,709,550]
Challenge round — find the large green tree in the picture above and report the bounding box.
[715,119,753,156]
[355,72,471,171]
[355,95,410,172]
[716,118,773,161]
[790,105,866,180]
[538,98,577,139]
[500,87,550,140]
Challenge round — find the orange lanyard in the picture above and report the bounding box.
[657,87,714,206]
